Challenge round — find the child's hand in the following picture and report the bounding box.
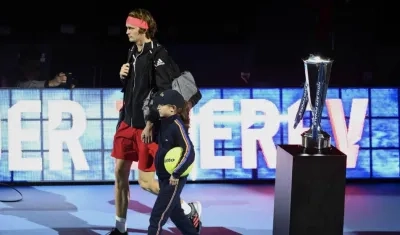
[169,175,179,185]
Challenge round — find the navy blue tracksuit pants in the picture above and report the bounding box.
[148,177,198,235]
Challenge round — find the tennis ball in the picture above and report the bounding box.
[164,147,193,177]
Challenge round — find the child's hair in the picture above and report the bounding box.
[176,101,191,129]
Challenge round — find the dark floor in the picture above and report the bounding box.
[0,183,400,234]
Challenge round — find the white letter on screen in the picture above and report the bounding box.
[0,115,2,161]
[8,100,42,171]
[241,99,280,169]
[199,99,235,169]
[48,100,88,171]
[326,98,368,168]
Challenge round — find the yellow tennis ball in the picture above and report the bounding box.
[164,147,194,177]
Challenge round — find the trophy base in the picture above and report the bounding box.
[301,129,331,149]
[273,145,347,235]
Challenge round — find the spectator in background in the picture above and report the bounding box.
[15,47,72,88]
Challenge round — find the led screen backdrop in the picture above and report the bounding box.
[0,88,398,182]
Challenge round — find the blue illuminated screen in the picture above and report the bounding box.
[0,88,398,182]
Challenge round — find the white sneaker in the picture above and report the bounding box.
[188,201,202,232]
[190,201,202,218]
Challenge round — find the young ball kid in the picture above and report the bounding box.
[147,89,201,235]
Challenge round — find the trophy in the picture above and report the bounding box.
[273,55,346,235]
[293,55,333,149]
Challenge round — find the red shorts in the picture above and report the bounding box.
[111,121,158,172]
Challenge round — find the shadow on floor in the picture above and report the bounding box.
[57,226,244,234]
[109,199,152,214]
[349,232,400,235]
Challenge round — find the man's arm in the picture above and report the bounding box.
[17,73,66,88]
[154,48,173,93]
[145,48,174,125]
[18,80,61,88]
[17,80,47,88]
[145,107,158,128]
[172,119,195,178]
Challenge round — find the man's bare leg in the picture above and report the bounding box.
[137,170,159,195]
[114,159,133,233]
[138,170,201,216]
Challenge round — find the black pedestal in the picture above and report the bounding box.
[272,145,347,235]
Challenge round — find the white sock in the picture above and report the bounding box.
[181,201,192,215]
[115,216,127,233]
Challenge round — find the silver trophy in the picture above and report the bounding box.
[293,55,333,149]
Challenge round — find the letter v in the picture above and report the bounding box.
[326,99,369,168]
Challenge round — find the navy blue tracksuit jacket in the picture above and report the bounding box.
[154,115,194,179]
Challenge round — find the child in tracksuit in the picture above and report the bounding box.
[148,89,201,235]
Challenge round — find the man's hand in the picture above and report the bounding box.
[120,63,130,79]
[141,125,153,144]
[169,175,179,185]
[49,72,67,87]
